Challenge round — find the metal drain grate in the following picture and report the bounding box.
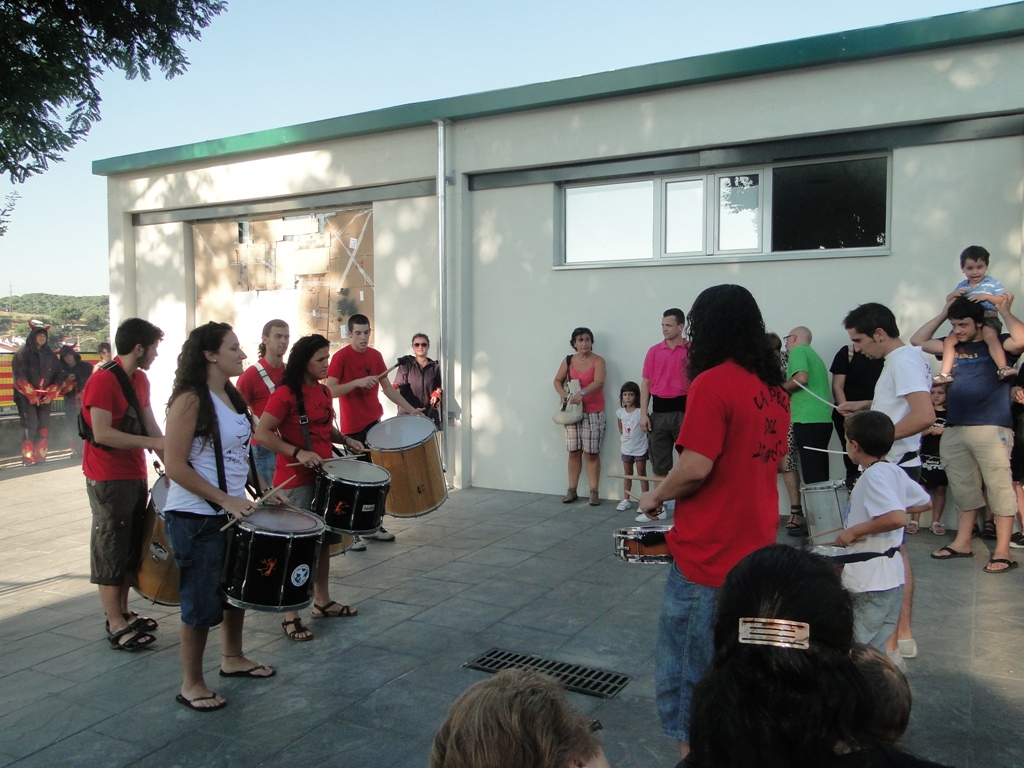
[463,647,629,699]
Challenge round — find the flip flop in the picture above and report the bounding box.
[930,545,973,560]
[175,693,227,712]
[983,558,1019,574]
[312,601,358,618]
[219,664,276,678]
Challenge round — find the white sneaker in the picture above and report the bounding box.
[348,536,366,551]
[886,649,908,674]
[635,507,669,523]
[616,499,631,512]
[363,527,396,542]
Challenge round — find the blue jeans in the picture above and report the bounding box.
[252,444,277,487]
[852,586,903,652]
[165,513,233,628]
[655,562,718,743]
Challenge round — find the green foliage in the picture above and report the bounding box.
[0,1,227,183]
[0,190,18,237]
[3,294,109,343]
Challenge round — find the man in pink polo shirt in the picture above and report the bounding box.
[641,308,691,482]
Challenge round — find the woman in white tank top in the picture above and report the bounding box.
[164,322,276,712]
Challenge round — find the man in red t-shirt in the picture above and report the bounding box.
[638,285,789,762]
[236,319,289,485]
[82,318,166,651]
[326,314,421,544]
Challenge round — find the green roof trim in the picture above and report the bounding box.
[93,3,1024,177]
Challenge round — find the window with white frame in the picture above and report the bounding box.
[562,155,888,265]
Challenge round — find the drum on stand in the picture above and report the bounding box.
[801,480,850,545]
[221,504,325,612]
[133,476,181,606]
[613,525,673,564]
[312,458,390,534]
[366,415,447,518]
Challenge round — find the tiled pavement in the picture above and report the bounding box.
[0,458,1021,767]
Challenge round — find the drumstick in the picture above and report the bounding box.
[809,525,846,543]
[804,446,848,455]
[219,475,297,531]
[794,381,838,410]
[376,363,399,380]
[607,472,663,483]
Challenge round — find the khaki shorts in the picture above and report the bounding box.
[88,478,148,585]
[940,425,1016,517]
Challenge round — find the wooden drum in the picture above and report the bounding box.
[366,415,447,518]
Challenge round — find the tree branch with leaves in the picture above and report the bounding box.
[0,0,226,183]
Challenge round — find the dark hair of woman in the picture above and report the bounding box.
[685,284,783,387]
[168,322,251,445]
[687,544,875,768]
[282,334,330,395]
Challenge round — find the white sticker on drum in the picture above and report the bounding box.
[361,504,377,512]
[291,564,311,587]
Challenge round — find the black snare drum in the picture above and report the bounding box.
[311,458,390,534]
[221,505,324,612]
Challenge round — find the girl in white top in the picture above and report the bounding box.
[164,322,277,712]
[616,381,649,512]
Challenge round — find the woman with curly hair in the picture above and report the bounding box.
[637,284,789,761]
[255,334,365,641]
[163,322,275,713]
[431,669,609,768]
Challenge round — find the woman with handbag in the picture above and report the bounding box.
[553,327,606,505]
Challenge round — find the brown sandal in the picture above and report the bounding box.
[281,617,313,641]
[312,601,358,619]
[562,488,578,503]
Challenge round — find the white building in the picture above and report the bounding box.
[95,4,1024,498]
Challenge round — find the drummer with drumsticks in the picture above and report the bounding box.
[635,285,789,763]
[255,334,367,641]
[163,322,279,712]
[81,318,166,652]
[325,314,423,546]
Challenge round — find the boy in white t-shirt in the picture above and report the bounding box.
[836,410,931,656]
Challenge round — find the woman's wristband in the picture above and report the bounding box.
[291,446,301,459]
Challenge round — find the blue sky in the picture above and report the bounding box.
[1,0,1013,297]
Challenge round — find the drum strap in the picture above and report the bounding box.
[254,361,276,394]
[187,393,229,513]
[294,387,313,452]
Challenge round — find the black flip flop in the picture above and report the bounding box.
[983,558,1018,574]
[219,664,276,678]
[930,545,973,560]
[176,693,227,712]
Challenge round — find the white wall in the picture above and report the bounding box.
[101,37,1024,497]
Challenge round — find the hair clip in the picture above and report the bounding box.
[738,617,810,650]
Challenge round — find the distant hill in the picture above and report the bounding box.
[1,294,109,342]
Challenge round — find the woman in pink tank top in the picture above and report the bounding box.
[553,327,607,506]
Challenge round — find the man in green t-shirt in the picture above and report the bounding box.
[783,327,833,496]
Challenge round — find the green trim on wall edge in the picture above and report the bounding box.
[93,3,1024,177]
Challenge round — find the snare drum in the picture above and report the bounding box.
[366,415,447,517]
[312,458,390,534]
[220,505,325,612]
[133,476,181,606]
[801,480,849,545]
[613,525,673,564]
[328,534,355,557]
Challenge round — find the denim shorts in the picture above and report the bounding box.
[852,586,903,652]
[655,562,719,743]
[164,512,234,628]
[252,443,277,487]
